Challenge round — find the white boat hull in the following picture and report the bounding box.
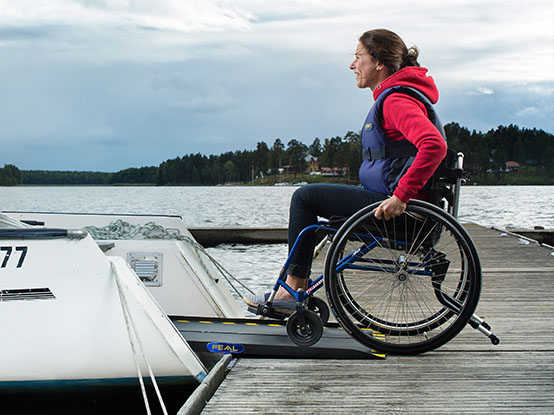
[0,228,207,389]
[2,211,244,319]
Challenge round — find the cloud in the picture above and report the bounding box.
[477,87,494,95]
[439,79,553,134]
[0,25,62,40]
[466,86,495,95]
[0,0,257,63]
[299,76,324,89]
[0,0,256,33]
[516,106,540,117]
[166,87,236,114]
[0,0,552,171]
[1,1,552,79]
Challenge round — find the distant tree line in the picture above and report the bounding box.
[444,123,554,184]
[154,131,362,185]
[1,123,552,186]
[20,170,111,185]
[0,164,22,186]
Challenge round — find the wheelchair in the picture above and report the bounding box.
[249,152,499,354]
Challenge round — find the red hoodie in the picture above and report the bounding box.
[373,66,447,202]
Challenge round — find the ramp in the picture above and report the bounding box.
[171,316,385,359]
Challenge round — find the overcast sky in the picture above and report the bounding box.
[1,0,552,172]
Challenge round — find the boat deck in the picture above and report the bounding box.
[201,224,554,414]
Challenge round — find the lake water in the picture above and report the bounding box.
[2,185,552,297]
[1,185,553,229]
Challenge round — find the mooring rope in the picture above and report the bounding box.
[112,262,156,415]
[86,220,254,296]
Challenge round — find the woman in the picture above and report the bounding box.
[244,29,447,314]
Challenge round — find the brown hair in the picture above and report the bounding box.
[359,29,420,74]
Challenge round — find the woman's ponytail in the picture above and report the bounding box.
[402,46,420,68]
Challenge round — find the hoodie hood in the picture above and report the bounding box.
[374,66,439,104]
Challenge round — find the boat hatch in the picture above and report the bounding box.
[127,252,163,287]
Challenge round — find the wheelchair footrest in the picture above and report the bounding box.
[248,304,289,320]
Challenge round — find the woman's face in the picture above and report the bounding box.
[349,41,381,90]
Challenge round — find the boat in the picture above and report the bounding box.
[0,209,382,414]
[0,211,244,397]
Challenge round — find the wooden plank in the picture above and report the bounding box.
[205,353,554,414]
[202,225,554,414]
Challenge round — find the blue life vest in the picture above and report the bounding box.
[358,86,446,195]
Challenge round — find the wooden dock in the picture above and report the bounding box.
[201,224,554,414]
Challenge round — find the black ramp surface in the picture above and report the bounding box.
[171,316,385,359]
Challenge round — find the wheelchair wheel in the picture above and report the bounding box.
[324,200,481,354]
[286,310,323,347]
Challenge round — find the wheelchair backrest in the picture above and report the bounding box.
[427,149,466,218]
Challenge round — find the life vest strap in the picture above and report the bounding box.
[362,142,418,161]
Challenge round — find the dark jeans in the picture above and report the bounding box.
[286,183,387,278]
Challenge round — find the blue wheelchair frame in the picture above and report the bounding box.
[265,220,436,309]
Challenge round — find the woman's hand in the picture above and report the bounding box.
[374,195,407,220]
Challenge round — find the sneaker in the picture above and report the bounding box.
[242,292,296,316]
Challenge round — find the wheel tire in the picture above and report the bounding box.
[286,309,323,347]
[324,200,481,355]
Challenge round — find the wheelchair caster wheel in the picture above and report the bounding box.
[286,309,323,347]
[308,297,330,326]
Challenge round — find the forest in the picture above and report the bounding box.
[1,123,553,186]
